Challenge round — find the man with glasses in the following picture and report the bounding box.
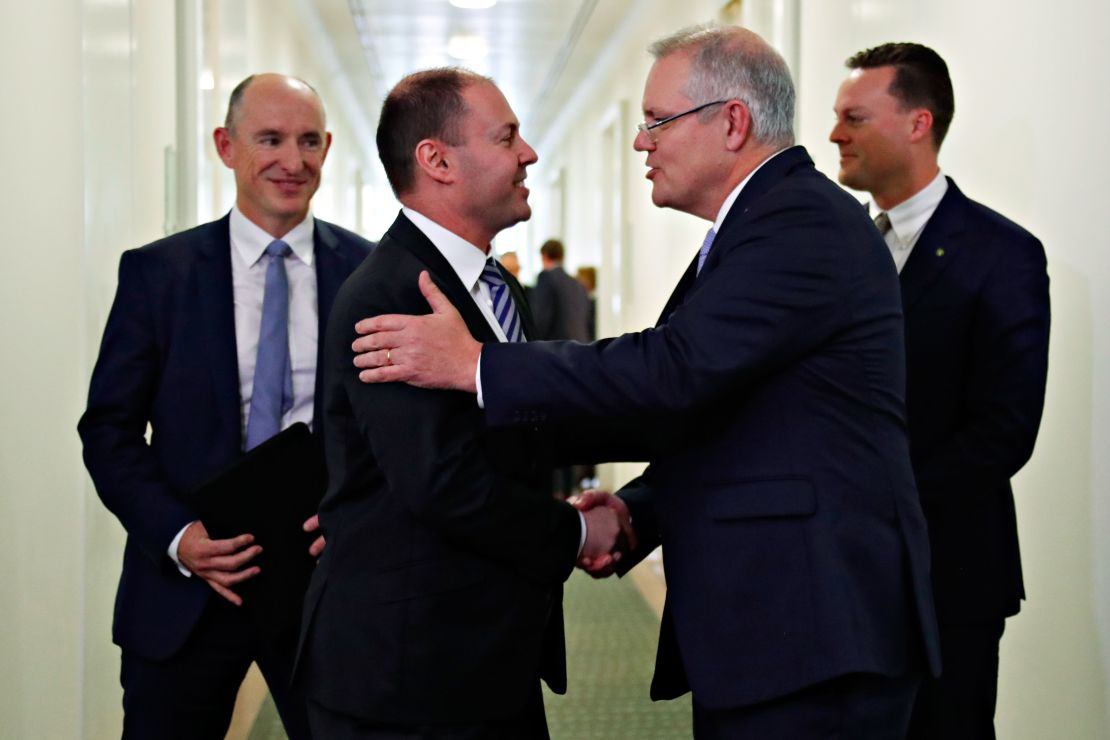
[350,25,940,738]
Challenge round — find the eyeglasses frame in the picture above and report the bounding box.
[636,100,728,142]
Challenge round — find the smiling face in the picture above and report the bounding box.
[449,82,538,245]
[829,66,918,200]
[214,75,331,237]
[634,52,728,221]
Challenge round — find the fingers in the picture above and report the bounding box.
[353,348,391,370]
[308,535,326,558]
[354,315,413,336]
[357,365,415,384]
[207,544,263,572]
[303,514,320,533]
[417,271,453,314]
[208,580,244,606]
[568,490,613,511]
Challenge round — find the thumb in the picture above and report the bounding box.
[418,270,455,315]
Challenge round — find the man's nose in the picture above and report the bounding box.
[278,140,305,171]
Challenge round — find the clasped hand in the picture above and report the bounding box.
[571,490,638,578]
[176,515,325,606]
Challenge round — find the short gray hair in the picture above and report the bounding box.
[649,24,795,148]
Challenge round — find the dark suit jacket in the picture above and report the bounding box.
[532,265,591,341]
[297,212,582,724]
[481,146,942,710]
[78,214,372,660]
[900,179,1049,624]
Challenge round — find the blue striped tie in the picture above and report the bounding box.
[696,227,716,275]
[245,240,294,449]
[479,259,524,343]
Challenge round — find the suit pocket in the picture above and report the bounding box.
[707,478,816,520]
[364,556,486,605]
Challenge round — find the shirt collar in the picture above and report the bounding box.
[880,170,948,250]
[712,147,791,233]
[230,206,316,267]
[402,207,490,291]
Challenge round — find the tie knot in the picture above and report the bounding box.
[266,239,292,258]
[873,212,892,236]
[480,259,505,288]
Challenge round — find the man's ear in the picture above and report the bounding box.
[723,100,753,152]
[414,138,454,185]
[907,108,934,145]
[213,127,234,168]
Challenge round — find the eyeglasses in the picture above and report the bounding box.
[636,100,727,143]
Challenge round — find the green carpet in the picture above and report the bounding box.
[249,570,690,739]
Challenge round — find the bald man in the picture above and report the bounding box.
[79,73,373,738]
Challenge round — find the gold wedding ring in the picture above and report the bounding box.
[386,349,392,365]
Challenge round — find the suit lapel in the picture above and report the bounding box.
[657,146,813,325]
[899,179,966,313]
[656,254,699,326]
[385,213,500,344]
[313,218,358,426]
[195,215,242,443]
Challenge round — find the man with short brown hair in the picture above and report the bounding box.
[296,68,620,738]
[832,42,1050,739]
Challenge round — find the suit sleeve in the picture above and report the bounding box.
[78,251,197,563]
[482,195,861,426]
[913,234,1050,502]
[340,283,582,587]
[613,468,663,576]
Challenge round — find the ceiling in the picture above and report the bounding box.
[309,0,639,151]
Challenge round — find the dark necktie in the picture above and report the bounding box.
[696,228,716,275]
[245,240,293,449]
[479,259,524,342]
[873,212,893,237]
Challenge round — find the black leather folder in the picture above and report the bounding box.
[193,422,326,636]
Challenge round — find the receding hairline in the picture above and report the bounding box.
[224,73,326,131]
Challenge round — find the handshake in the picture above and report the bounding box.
[571,491,638,578]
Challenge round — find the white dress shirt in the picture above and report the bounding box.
[169,207,319,571]
[874,170,948,273]
[402,207,510,343]
[230,207,319,439]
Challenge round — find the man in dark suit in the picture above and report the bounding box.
[295,68,620,739]
[530,238,592,496]
[831,43,1050,739]
[531,238,591,343]
[351,25,941,739]
[78,74,372,739]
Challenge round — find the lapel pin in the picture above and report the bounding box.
[935,248,945,257]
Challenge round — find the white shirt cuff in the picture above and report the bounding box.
[475,350,485,408]
[577,510,586,557]
[168,522,195,577]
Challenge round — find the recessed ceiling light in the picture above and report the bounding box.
[449,0,497,8]
[447,33,489,60]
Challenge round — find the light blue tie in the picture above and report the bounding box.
[696,228,716,275]
[479,259,524,343]
[245,240,294,450]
